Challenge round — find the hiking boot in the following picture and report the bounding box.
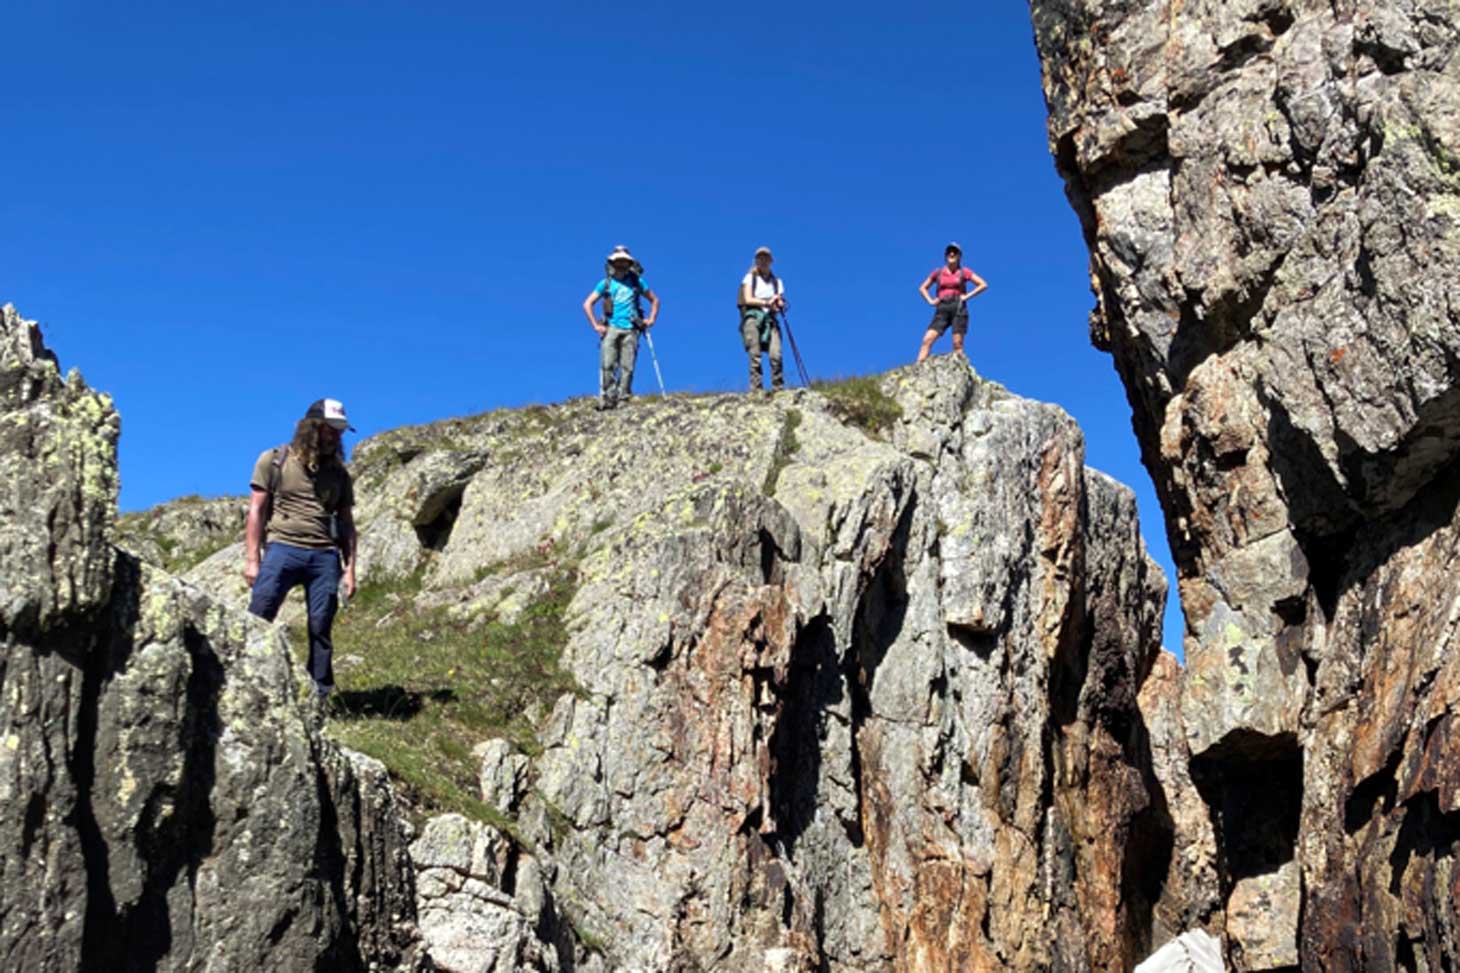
[595,398,615,412]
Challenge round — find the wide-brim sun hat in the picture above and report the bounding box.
[607,246,635,263]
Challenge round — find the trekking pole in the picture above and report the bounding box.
[779,309,812,387]
[640,326,667,396]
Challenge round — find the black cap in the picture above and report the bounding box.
[304,398,355,431]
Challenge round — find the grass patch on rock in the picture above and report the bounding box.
[813,374,903,438]
[297,557,582,825]
[762,408,803,495]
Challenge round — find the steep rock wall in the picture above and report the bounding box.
[1030,3,1460,968]
[0,305,423,972]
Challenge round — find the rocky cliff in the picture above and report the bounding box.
[0,305,424,972]
[1031,1,1460,968]
[97,326,1178,968]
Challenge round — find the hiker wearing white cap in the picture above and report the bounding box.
[582,246,660,410]
[916,242,988,363]
[243,398,358,725]
[739,246,787,392]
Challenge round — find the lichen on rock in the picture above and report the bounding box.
[1031,0,1460,966]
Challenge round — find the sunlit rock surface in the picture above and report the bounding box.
[1031,2,1460,967]
[0,305,424,972]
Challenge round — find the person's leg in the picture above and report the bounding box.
[598,331,616,406]
[741,315,763,390]
[247,543,297,622]
[302,548,342,698]
[917,328,941,363]
[918,304,950,362]
[617,330,638,401]
[768,322,784,390]
[952,307,969,356]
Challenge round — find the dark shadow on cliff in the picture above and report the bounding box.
[1191,730,1303,889]
[1266,393,1460,622]
[1048,507,1176,965]
[1388,789,1460,896]
[844,497,916,853]
[767,614,841,855]
[76,554,225,970]
[312,758,367,972]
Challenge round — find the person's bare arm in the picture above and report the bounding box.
[961,271,989,302]
[740,278,756,308]
[918,274,939,306]
[643,290,660,327]
[244,487,268,586]
[338,506,358,598]
[582,291,607,335]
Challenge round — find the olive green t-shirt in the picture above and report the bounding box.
[251,448,354,550]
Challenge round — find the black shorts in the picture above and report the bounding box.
[928,299,968,336]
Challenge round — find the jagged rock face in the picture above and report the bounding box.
[117,496,248,575]
[273,355,1168,971]
[0,306,423,971]
[1030,3,1460,968]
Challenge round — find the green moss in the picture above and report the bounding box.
[762,408,802,495]
[573,924,610,957]
[813,375,904,438]
[301,560,582,826]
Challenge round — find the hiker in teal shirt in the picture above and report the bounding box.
[582,246,660,411]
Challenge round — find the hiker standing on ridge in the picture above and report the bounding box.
[243,398,358,726]
[739,246,787,392]
[916,242,988,363]
[583,246,660,411]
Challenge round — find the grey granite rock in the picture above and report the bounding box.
[412,814,559,973]
[0,306,424,971]
[1031,0,1460,967]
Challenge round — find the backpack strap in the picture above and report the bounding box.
[263,444,288,526]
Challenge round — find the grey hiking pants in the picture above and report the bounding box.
[740,311,783,391]
[600,327,638,401]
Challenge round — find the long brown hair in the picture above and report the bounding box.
[288,418,341,472]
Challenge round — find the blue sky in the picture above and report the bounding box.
[4,1,1185,654]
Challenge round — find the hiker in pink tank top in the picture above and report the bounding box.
[916,242,988,363]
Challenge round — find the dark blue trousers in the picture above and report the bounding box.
[247,542,341,696]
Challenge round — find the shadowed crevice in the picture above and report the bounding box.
[767,615,839,855]
[1191,730,1303,887]
[414,484,466,551]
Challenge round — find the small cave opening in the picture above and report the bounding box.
[413,484,467,552]
[1190,730,1304,885]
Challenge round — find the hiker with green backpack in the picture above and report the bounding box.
[916,242,988,363]
[739,246,787,392]
[582,245,660,411]
[243,398,357,725]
